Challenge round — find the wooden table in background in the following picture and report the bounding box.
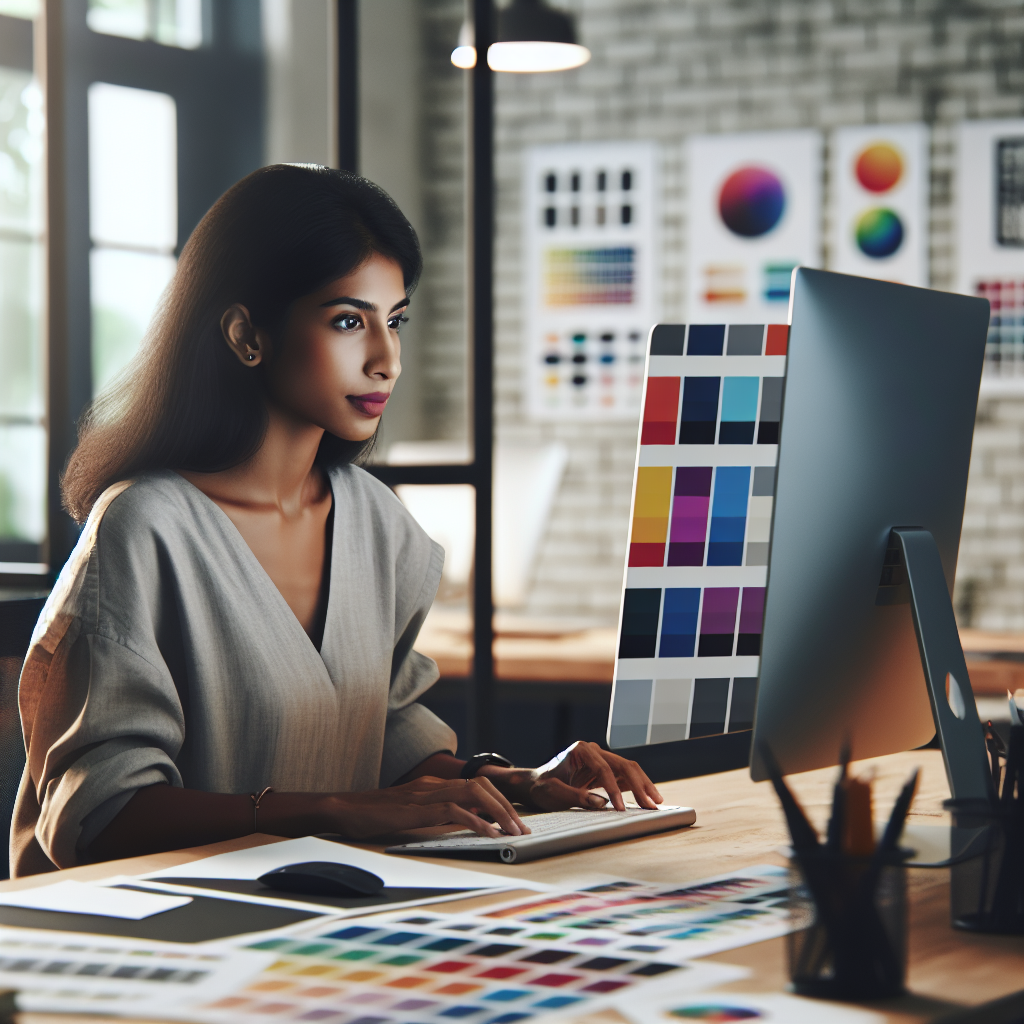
[1,749,1019,1023]
[418,610,1024,697]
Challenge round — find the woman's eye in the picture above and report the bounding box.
[335,314,362,331]
[389,314,409,331]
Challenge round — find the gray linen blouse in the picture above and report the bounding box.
[11,467,454,877]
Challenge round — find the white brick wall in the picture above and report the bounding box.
[413,0,1024,624]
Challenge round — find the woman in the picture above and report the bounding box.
[12,165,661,877]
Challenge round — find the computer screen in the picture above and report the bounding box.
[750,268,990,784]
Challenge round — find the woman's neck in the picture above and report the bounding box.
[181,404,327,514]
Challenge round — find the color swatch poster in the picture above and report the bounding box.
[686,131,821,323]
[956,119,1024,377]
[524,141,659,420]
[832,124,928,286]
[607,323,786,749]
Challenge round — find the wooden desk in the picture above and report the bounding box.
[1,750,1020,1023]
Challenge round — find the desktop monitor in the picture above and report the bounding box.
[750,268,991,795]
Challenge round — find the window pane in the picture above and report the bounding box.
[0,0,40,18]
[0,237,44,419]
[87,0,203,49]
[91,247,176,394]
[0,424,46,567]
[0,69,43,234]
[88,83,177,251]
[87,0,146,40]
[154,0,202,49]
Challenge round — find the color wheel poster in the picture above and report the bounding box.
[686,131,821,323]
[832,124,928,286]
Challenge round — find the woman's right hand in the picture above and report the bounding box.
[315,776,531,841]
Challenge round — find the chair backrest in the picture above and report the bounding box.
[0,594,47,879]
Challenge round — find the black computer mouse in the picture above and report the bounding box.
[257,861,385,897]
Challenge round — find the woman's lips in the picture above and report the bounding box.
[347,392,391,417]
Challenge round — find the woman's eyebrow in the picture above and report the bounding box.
[319,296,411,312]
[320,295,375,310]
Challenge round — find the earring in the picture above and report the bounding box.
[247,353,255,361]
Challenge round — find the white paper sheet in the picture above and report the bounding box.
[0,879,191,919]
[142,836,551,891]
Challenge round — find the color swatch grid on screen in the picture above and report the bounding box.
[611,323,785,749]
[619,586,766,660]
[628,464,776,569]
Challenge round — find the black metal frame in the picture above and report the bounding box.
[345,0,497,750]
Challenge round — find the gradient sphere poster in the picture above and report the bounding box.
[833,124,927,286]
[686,131,822,323]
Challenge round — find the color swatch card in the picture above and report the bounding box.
[0,926,274,1020]
[524,141,659,421]
[197,910,744,1024]
[478,865,791,961]
[613,990,884,1024]
[609,324,787,749]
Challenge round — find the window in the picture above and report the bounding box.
[86,0,203,49]
[0,55,46,571]
[88,83,178,394]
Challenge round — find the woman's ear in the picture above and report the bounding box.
[220,305,270,366]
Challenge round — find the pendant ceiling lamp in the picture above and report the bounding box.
[451,0,591,73]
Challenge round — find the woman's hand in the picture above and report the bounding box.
[481,741,663,812]
[318,776,531,840]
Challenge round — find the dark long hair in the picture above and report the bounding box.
[62,164,422,523]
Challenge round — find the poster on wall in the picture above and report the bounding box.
[686,130,821,323]
[524,141,659,421]
[957,119,1024,377]
[832,123,928,286]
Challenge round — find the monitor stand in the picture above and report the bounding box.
[893,527,995,802]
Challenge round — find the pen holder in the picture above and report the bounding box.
[945,798,1024,935]
[787,850,907,1000]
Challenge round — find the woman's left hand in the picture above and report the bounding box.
[482,741,663,812]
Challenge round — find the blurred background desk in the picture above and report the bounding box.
[414,607,1024,780]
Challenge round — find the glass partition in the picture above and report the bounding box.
[0,64,45,571]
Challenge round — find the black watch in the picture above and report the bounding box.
[460,752,513,779]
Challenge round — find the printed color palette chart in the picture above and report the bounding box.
[524,141,658,421]
[200,910,732,1024]
[609,324,786,749]
[481,865,791,961]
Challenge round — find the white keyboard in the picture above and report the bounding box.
[386,805,696,864]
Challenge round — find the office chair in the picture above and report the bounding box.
[0,595,46,879]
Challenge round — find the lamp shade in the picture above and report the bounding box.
[452,0,591,73]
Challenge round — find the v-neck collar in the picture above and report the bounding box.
[170,470,338,664]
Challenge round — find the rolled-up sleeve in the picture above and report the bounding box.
[28,629,184,868]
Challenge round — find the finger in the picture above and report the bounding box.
[578,749,626,811]
[467,777,531,835]
[414,780,529,836]
[420,800,504,838]
[605,753,663,807]
[527,778,607,812]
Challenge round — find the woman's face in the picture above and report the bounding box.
[267,253,408,442]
